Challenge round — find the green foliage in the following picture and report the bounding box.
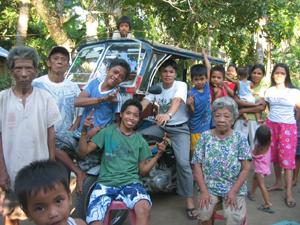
[0,75,12,91]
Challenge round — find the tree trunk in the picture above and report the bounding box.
[31,0,75,51]
[16,0,31,46]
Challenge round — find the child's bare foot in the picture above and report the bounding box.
[76,171,87,193]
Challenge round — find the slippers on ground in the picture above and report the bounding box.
[185,208,198,220]
[267,186,283,192]
[284,198,296,208]
[247,191,256,201]
[257,205,275,214]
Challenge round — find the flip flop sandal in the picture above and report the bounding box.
[285,198,296,208]
[185,208,198,220]
[257,205,275,214]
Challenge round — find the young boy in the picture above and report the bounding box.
[14,160,86,225]
[112,16,134,39]
[74,58,131,139]
[187,51,212,154]
[79,99,166,225]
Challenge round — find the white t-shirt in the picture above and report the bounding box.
[145,81,189,125]
[0,88,61,187]
[33,75,81,135]
[264,86,300,124]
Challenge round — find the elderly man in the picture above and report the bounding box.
[140,59,197,220]
[0,46,60,225]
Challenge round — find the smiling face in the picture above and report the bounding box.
[120,105,140,130]
[251,68,264,85]
[12,59,37,89]
[272,66,287,86]
[213,108,234,134]
[227,66,237,79]
[105,65,127,88]
[47,53,69,76]
[26,183,70,225]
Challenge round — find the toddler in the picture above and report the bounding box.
[209,65,229,102]
[14,160,86,225]
[247,125,274,214]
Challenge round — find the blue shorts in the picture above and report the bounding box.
[86,182,151,224]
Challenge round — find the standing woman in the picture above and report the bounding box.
[234,64,268,149]
[264,63,300,208]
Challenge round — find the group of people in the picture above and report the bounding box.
[0,40,300,225]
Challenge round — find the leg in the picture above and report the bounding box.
[197,194,219,225]
[292,155,300,186]
[248,174,257,201]
[223,196,246,225]
[256,174,272,207]
[267,162,283,191]
[134,200,151,225]
[167,126,194,209]
[255,112,263,124]
[242,113,249,125]
[284,169,296,207]
[55,150,86,193]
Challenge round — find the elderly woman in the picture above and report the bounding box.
[192,97,252,225]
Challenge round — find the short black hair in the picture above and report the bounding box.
[237,67,249,79]
[14,160,70,213]
[120,98,142,115]
[191,64,207,79]
[210,64,225,79]
[117,16,132,29]
[254,125,271,147]
[108,58,131,80]
[160,59,178,72]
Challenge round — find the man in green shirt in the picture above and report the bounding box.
[79,99,166,225]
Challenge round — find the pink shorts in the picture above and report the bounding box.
[266,119,297,170]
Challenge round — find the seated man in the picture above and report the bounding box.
[79,99,166,225]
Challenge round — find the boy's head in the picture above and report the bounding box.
[210,65,225,87]
[14,160,71,224]
[255,125,271,147]
[237,67,249,80]
[120,98,142,129]
[105,58,131,88]
[117,16,131,37]
[190,64,208,90]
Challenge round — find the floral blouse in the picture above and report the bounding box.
[191,130,251,197]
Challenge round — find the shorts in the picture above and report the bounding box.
[190,133,201,154]
[86,182,151,224]
[197,194,246,225]
[266,119,297,169]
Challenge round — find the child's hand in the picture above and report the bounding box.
[156,133,167,157]
[105,88,120,103]
[187,95,194,107]
[83,109,95,129]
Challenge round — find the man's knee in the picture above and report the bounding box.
[134,199,151,217]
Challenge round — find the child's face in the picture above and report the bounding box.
[105,65,127,88]
[120,105,140,130]
[210,71,224,87]
[26,183,70,225]
[227,66,237,79]
[192,75,207,90]
[119,23,130,37]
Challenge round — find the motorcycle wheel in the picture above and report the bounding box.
[73,175,128,225]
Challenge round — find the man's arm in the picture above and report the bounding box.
[0,133,10,190]
[155,97,182,126]
[75,90,118,107]
[47,126,56,160]
[139,141,166,176]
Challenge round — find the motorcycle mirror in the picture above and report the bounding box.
[148,84,162,95]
